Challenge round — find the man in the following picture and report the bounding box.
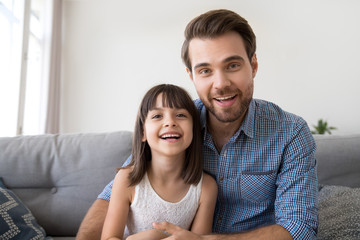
[76,9,318,240]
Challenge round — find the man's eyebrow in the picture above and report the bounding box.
[193,55,245,70]
[193,62,210,70]
[223,55,245,63]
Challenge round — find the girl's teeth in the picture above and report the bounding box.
[161,134,180,139]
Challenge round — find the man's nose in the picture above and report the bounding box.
[213,71,231,89]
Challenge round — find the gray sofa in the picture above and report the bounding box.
[0,131,359,239]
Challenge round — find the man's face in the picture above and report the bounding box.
[187,31,258,125]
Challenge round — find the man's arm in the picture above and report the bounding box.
[77,157,131,240]
[153,222,292,240]
[76,199,109,240]
[275,118,318,239]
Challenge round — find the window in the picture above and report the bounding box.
[0,0,23,136]
[0,0,48,137]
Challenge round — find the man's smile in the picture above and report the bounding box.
[214,94,237,102]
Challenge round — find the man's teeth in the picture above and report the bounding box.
[161,134,180,139]
[216,95,235,101]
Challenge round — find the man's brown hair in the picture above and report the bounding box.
[181,9,256,72]
[127,84,203,186]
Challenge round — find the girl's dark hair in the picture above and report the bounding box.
[182,9,256,72]
[127,84,203,186]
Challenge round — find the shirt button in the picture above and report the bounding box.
[219,176,224,181]
[217,216,223,224]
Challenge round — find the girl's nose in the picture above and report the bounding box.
[163,116,176,127]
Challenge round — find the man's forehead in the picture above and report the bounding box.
[188,33,248,65]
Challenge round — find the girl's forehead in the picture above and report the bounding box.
[152,93,181,108]
[147,92,190,111]
[153,93,165,107]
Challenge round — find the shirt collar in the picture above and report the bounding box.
[240,99,255,139]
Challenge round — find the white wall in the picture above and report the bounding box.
[61,0,360,135]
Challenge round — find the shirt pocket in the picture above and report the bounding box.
[240,171,277,203]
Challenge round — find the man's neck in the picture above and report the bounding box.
[207,113,244,152]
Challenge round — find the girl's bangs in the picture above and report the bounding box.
[141,84,194,120]
[150,88,189,110]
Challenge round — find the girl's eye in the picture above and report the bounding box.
[151,114,162,119]
[176,113,187,118]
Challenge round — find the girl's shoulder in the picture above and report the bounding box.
[199,172,218,205]
[114,167,133,186]
[113,167,136,202]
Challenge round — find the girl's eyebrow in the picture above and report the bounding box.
[149,107,187,111]
[148,108,162,113]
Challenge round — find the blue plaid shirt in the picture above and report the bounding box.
[99,98,318,239]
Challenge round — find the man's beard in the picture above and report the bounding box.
[202,83,253,123]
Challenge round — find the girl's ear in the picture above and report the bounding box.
[142,127,147,142]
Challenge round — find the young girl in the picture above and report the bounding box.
[101,84,218,240]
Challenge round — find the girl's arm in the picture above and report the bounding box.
[190,173,218,234]
[101,168,134,240]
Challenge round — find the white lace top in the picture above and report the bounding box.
[123,173,203,238]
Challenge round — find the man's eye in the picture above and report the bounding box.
[199,69,210,75]
[228,63,240,70]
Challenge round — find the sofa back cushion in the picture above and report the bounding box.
[0,131,132,236]
[314,134,360,188]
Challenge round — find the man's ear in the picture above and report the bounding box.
[186,68,194,82]
[251,54,258,78]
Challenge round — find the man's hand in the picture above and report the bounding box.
[153,222,293,240]
[152,222,203,240]
[76,199,109,240]
[126,229,169,240]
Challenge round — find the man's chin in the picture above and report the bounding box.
[213,112,243,123]
[206,106,242,123]
[206,101,250,123]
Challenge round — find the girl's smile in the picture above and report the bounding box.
[159,131,182,142]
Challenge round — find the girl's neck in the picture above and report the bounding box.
[147,154,185,183]
[146,154,190,203]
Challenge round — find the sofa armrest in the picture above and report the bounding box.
[314,134,360,188]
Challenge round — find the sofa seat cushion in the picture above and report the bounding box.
[318,185,360,240]
[0,178,46,239]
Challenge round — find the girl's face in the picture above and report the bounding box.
[142,93,193,159]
